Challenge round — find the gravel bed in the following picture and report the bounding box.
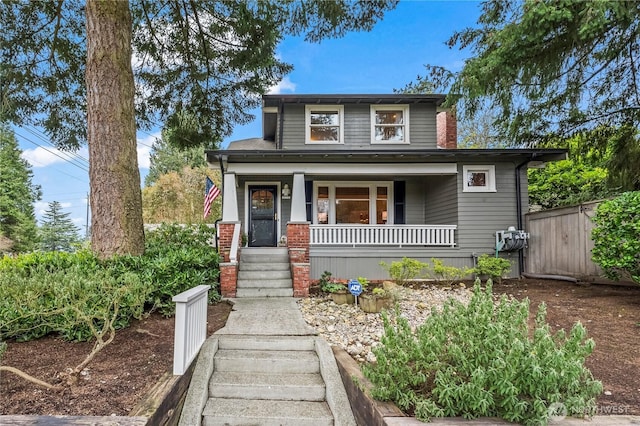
[297,283,473,363]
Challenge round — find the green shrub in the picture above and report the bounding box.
[474,254,512,281]
[0,249,100,275]
[363,281,602,425]
[0,264,148,342]
[380,257,428,285]
[0,223,221,341]
[592,192,640,283]
[427,258,473,285]
[110,223,221,315]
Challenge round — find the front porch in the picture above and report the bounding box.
[215,163,460,298]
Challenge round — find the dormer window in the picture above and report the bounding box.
[305,105,344,144]
[371,105,409,144]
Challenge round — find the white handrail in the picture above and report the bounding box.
[310,224,456,247]
[172,285,211,375]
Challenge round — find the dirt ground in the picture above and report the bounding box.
[1,279,639,417]
[491,279,640,416]
[0,301,232,416]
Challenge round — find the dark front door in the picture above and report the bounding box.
[248,186,277,247]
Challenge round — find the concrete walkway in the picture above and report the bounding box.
[179,298,356,426]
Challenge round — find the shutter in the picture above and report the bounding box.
[394,181,405,224]
[305,180,313,222]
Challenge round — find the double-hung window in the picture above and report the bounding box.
[371,105,409,143]
[305,105,344,144]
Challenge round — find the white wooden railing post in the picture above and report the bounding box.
[172,284,211,375]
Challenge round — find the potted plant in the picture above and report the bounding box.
[360,287,393,313]
[320,271,354,304]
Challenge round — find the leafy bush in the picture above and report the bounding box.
[474,254,512,281]
[0,223,221,341]
[592,192,640,283]
[363,281,602,425]
[427,258,473,285]
[0,264,148,342]
[107,223,221,315]
[0,249,100,275]
[380,257,428,285]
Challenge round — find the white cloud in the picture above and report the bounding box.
[137,131,160,170]
[34,201,49,216]
[21,147,90,170]
[268,77,296,94]
[21,147,67,168]
[72,217,85,225]
[34,201,73,215]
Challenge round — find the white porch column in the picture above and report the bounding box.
[222,172,239,222]
[290,172,307,222]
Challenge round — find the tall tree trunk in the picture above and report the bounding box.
[86,0,144,258]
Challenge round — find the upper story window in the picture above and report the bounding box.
[371,105,409,144]
[305,105,344,144]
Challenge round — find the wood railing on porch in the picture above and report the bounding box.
[310,224,457,247]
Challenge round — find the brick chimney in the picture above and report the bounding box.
[436,110,457,149]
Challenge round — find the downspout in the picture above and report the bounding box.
[278,100,284,149]
[514,155,535,276]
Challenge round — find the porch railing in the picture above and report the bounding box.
[310,224,457,247]
[172,284,210,375]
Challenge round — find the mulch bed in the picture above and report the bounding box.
[0,302,232,416]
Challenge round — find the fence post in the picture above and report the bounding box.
[172,285,211,375]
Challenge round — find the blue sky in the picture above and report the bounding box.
[16,0,481,236]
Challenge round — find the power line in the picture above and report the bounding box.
[22,125,90,166]
[16,132,89,172]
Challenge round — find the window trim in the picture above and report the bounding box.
[313,181,393,225]
[305,105,344,144]
[462,165,496,192]
[370,105,410,144]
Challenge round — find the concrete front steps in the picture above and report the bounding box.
[237,247,293,298]
[202,335,337,426]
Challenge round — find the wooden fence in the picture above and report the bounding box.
[525,201,602,278]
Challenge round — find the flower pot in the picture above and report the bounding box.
[330,292,355,305]
[359,295,392,313]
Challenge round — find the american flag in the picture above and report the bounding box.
[204,177,220,219]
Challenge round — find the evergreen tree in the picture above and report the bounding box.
[145,133,207,187]
[0,125,40,253]
[39,201,81,252]
[1,0,397,258]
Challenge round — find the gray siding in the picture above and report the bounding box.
[456,162,524,254]
[404,177,426,224]
[310,247,518,280]
[280,103,437,149]
[424,175,458,224]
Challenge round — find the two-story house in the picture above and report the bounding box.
[207,94,566,297]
